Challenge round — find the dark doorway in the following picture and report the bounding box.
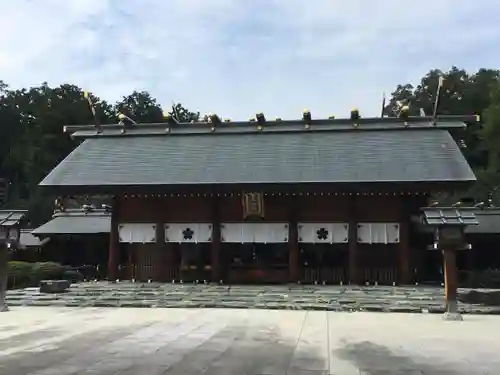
[299,244,348,284]
[220,243,288,284]
[177,243,211,282]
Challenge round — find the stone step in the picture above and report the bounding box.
[6,282,500,314]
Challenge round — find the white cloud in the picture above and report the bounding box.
[0,0,499,119]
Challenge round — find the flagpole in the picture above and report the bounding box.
[84,91,102,133]
[432,76,444,124]
[380,92,386,118]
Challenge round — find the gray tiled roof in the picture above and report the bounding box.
[19,230,50,248]
[422,208,479,226]
[0,210,27,227]
[32,209,111,236]
[39,129,475,188]
[418,208,500,234]
[466,209,500,234]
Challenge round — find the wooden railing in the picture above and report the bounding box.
[300,267,347,284]
[361,267,398,285]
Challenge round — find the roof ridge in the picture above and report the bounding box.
[64,115,477,139]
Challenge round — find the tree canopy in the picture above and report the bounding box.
[0,82,196,224]
[384,67,500,203]
[1,67,500,224]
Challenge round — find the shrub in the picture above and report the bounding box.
[7,261,36,288]
[7,261,69,289]
[61,270,84,283]
[31,262,66,280]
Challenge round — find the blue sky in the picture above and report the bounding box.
[1,0,499,119]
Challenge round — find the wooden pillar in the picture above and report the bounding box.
[288,219,299,283]
[155,220,165,281]
[107,197,120,280]
[443,248,459,314]
[0,244,8,312]
[211,196,221,282]
[348,195,359,284]
[287,196,298,282]
[127,247,134,280]
[398,199,411,284]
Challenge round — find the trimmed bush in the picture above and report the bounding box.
[7,261,70,289]
[7,261,37,288]
[62,270,84,283]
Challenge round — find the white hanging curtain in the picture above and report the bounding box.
[118,223,157,243]
[164,223,213,243]
[297,223,349,244]
[357,223,400,244]
[220,223,288,243]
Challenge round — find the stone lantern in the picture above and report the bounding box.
[0,210,26,312]
[422,207,478,321]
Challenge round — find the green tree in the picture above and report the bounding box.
[114,91,163,123]
[0,82,198,221]
[114,91,199,123]
[481,82,500,170]
[168,102,200,122]
[0,83,112,223]
[386,67,500,203]
[476,81,500,203]
[386,67,500,168]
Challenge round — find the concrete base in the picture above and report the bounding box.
[443,311,463,321]
[0,304,8,312]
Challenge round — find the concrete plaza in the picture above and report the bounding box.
[0,307,498,374]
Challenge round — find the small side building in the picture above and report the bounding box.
[32,208,110,277]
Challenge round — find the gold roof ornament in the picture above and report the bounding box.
[256,112,266,126]
[399,105,410,126]
[350,108,360,127]
[303,109,312,128]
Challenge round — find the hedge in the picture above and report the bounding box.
[7,261,83,289]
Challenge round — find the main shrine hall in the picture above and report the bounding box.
[37,111,478,285]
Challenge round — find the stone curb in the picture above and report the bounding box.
[4,300,500,314]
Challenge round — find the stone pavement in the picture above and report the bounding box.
[5,282,500,314]
[0,307,499,374]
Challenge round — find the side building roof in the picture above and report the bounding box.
[32,209,111,237]
[417,207,500,235]
[0,210,27,227]
[39,115,477,194]
[466,208,500,234]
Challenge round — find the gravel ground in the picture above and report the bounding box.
[0,307,499,374]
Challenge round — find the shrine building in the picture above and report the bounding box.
[37,111,478,285]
